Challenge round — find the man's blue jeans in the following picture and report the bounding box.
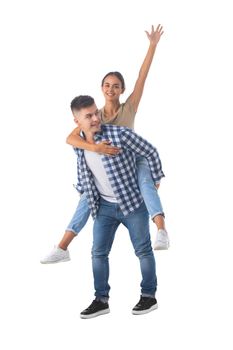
[92,198,157,300]
[66,157,164,234]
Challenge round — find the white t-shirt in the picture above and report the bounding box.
[84,150,117,203]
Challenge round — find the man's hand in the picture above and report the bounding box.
[145,24,164,46]
[94,141,121,156]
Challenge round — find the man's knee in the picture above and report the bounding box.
[134,241,153,258]
[91,248,110,259]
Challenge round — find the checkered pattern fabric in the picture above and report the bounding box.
[74,124,164,219]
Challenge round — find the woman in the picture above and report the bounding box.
[40,24,169,264]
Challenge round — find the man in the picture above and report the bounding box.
[70,95,164,318]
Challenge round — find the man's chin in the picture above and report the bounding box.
[92,126,101,132]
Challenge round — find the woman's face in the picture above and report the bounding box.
[101,75,124,102]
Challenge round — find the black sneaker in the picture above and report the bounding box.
[132,296,158,315]
[80,299,110,319]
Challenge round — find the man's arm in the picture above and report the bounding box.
[66,126,121,156]
[120,128,165,184]
[126,24,164,113]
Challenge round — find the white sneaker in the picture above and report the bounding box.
[40,246,70,264]
[153,229,170,250]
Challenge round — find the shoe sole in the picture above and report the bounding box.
[132,303,158,315]
[153,245,169,250]
[153,241,170,250]
[40,257,71,264]
[80,308,110,319]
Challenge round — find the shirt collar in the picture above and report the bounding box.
[80,125,104,143]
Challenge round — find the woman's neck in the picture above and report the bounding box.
[103,100,121,119]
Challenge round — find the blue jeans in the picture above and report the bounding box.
[92,198,157,300]
[66,193,91,234]
[136,155,164,219]
[66,157,164,234]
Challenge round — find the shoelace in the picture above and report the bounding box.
[86,300,102,311]
[137,296,156,307]
[136,297,149,306]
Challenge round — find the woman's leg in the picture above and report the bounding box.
[136,156,169,250]
[40,193,91,263]
[59,193,91,250]
[136,155,164,223]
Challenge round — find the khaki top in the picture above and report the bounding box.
[99,99,136,129]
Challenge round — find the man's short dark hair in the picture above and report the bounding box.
[70,95,95,112]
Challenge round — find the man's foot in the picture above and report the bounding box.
[132,296,158,315]
[40,246,70,264]
[80,299,110,319]
[153,229,170,250]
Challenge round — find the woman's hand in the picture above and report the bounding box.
[94,140,121,156]
[145,24,164,46]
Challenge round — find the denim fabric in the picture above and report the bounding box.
[74,124,164,218]
[92,198,157,299]
[66,156,164,234]
[136,155,164,219]
[66,193,90,234]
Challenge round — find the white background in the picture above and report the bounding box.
[0,0,232,349]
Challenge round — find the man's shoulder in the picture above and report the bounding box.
[102,124,130,133]
[73,147,83,158]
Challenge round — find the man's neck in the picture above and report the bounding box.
[83,131,97,144]
[85,134,95,144]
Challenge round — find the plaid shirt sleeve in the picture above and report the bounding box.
[120,128,165,184]
[76,163,84,194]
[73,147,84,194]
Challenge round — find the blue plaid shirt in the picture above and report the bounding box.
[74,124,164,219]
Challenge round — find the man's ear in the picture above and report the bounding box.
[73,114,79,126]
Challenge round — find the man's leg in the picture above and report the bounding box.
[121,202,157,297]
[92,200,120,300]
[80,199,119,319]
[121,202,158,314]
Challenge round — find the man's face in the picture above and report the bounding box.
[73,103,101,134]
